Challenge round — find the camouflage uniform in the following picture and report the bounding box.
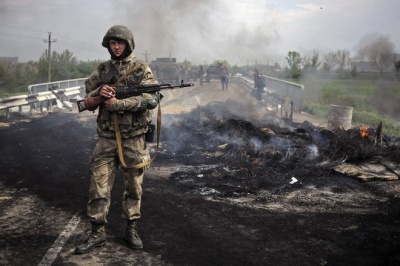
[85,52,159,224]
[220,65,228,90]
[75,25,160,254]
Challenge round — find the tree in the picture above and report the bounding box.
[322,52,338,72]
[356,32,396,75]
[395,60,400,79]
[285,51,302,79]
[53,49,81,80]
[0,63,12,90]
[302,50,321,74]
[38,49,83,82]
[76,60,102,78]
[336,49,350,78]
[0,61,40,94]
[38,50,52,83]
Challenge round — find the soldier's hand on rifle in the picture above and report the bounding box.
[99,85,115,99]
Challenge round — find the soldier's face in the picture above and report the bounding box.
[109,40,126,57]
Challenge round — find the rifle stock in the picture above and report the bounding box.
[77,80,194,112]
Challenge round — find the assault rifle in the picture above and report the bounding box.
[77,80,194,112]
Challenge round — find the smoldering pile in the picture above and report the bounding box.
[158,100,400,193]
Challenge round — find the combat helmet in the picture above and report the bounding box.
[102,25,135,52]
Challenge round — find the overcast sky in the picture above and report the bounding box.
[0,0,399,66]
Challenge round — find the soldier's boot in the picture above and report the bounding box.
[75,222,107,254]
[125,220,143,249]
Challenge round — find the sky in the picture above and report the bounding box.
[0,0,399,66]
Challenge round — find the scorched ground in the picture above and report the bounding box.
[1,79,400,265]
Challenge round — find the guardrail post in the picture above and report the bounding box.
[290,101,294,121]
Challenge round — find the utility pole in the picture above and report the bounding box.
[142,50,150,63]
[43,32,57,82]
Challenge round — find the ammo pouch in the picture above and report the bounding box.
[145,123,155,142]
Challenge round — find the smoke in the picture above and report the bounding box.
[371,81,400,119]
[2,0,400,65]
[110,0,280,65]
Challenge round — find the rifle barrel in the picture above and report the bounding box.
[115,82,194,99]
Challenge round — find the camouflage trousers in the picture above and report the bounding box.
[87,134,150,224]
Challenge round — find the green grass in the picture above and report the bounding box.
[301,78,400,136]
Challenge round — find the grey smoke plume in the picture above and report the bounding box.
[1,0,280,64]
[113,0,280,64]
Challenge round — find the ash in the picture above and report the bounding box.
[157,100,400,197]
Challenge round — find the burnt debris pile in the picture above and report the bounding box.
[160,100,400,190]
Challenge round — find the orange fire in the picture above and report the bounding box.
[360,126,369,139]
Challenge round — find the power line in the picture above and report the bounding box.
[0,31,104,54]
[0,31,42,40]
[0,24,46,33]
[0,25,106,60]
[57,38,104,53]
[1,23,100,48]
[0,23,105,53]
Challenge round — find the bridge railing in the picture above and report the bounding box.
[28,78,86,94]
[1,76,304,119]
[0,78,86,118]
[237,75,304,119]
[263,76,304,111]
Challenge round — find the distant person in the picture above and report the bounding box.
[253,69,265,101]
[198,65,205,86]
[220,64,228,90]
[75,25,161,254]
[179,65,187,82]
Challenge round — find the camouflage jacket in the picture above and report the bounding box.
[85,53,159,139]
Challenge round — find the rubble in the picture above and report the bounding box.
[159,100,400,193]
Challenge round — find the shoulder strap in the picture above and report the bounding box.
[112,63,142,87]
[112,63,161,169]
[113,104,161,169]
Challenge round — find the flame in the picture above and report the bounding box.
[360,126,369,139]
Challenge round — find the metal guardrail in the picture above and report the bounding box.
[0,86,84,118]
[263,76,304,111]
[239,75,304,111]
[28,78,86,94]
[237,75,301,120]
[1,76,303,120]
[0,78,86,118]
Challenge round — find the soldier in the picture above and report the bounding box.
[198,65,205,86]
[220,64,228,90]
[75,25,161,254]
[253,68,265,101]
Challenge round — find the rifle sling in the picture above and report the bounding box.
[111,63,161,169]
[113,103,161,169]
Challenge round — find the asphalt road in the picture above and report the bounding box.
[1,79,400,266]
